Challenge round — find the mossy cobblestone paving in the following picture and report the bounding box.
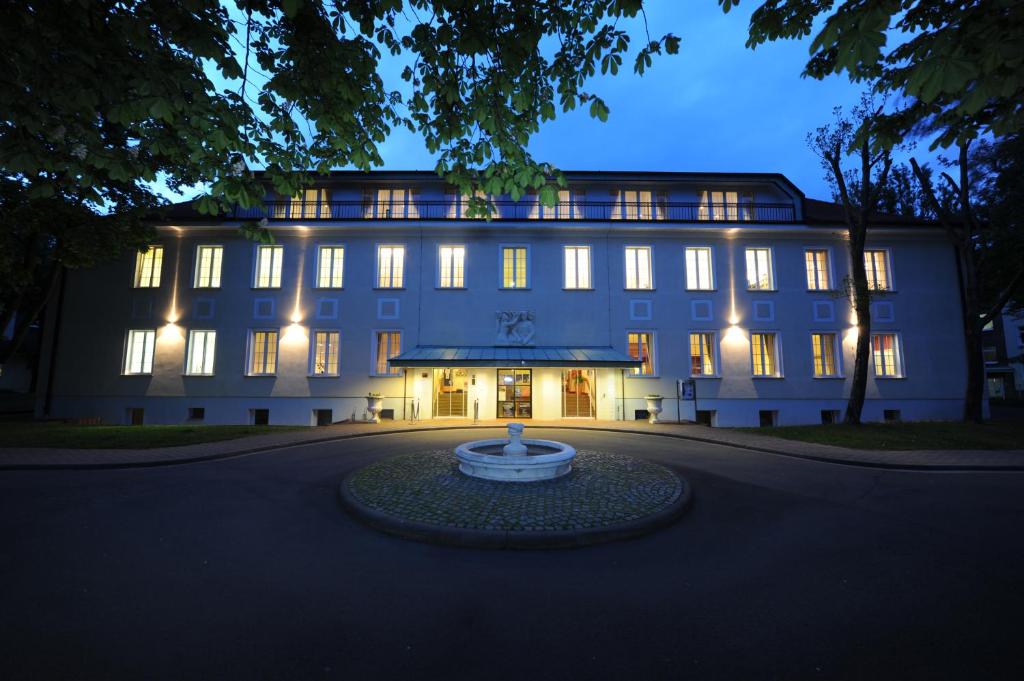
[346,449,683,532]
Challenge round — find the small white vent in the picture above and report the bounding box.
[316,298,338,320]
[629,299,652,321]
[253,297,275,320]
[690,300,713,322]
[753,300,775,322]
[377,298,400,320]
[872,301,895,323]
[812,301,835,323]
[193,298,215,320]
[130,298,152,320]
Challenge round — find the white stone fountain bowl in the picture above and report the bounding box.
[455,439,577,482]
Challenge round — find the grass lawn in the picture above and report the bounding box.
[0,422,310,449]
[740,420,1024,450]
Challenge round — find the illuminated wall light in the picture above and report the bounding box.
[159,322,183,340]
[282,323,307,343]
[724,324,746,343]
[849,309,858,326]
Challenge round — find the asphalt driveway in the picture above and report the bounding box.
[1,428,1021,680]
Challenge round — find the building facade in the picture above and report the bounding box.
[984,309,1024,400]
[36,171,969,427]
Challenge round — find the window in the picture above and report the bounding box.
[448,190,489,219]
[564,246,591,289]
[685,247,714,290]
[501,246,529,288]
[253,245,283,288]
[613,190,665,220]
[373,188,418,219]
[872,333,903,377]
[805,249,831,290]
[248,330,279,376]
[751,332,781,377]
[697,190,754,221]
[277,188,329,219]
[811,333,839,377]
[624,246,653,290]
[689,332,717,376]
[532,189,576,219]
[123,330,155,375]
[186,330,216,375]
[374,331,401,376]
[311,331,340,376]
[316,246,344,288]
[438,245,466,288]
[377,245,405,288]
[865,250,891,291]
[133,246,163,288]
[745,247,774,290]
[193,245,223,288]
[627,332,655,375]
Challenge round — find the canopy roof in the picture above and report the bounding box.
[388,346,642,368]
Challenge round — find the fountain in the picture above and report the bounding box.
[455,422,576,482]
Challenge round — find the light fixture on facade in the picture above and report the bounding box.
[159,322,182,340]
[282,323,307,343]
[724,324,745,343]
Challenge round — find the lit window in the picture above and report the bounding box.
[627,332,655,375]
[248,330,279,376]
[502,246,529,288]
[448,190,489,219]
[438,245,466,288]
[316,246,345,288]
[872,333,903,377]
[751,332,781,377]
[745,247,774,290]
[685,247,714,290]
[624,246,653,290]
[274,189,329,219]
[133,246,163,288]
[689,332,716,376]
[377,245,406,288]
[123,330,155,375]
[697,190,754,221]
[373,188,418,219]
[375,331,401,376]
[613,190,664,220]
[564,246,591,289]
[533,189,573,219]
[254,245,283,288]
[811,333,839,377]
[186,330,216,375]
[805,249,831,290]
[865,250,891,290]
[311,331,340,376]
[193,246,223,288]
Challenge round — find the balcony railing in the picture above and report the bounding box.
[232,201,797,223]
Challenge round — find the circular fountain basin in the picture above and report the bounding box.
[455,438,577,482]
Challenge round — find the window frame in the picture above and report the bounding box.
[437,243,467,289]
[122,329,156,375]
[375,244,407,289]
[871,332,905,378]
[246,328,280,377]
[371,329,403,377]
[684,246,716,291]
[252,244,284,289]
[562,245,593,290]
[697,189,755,221]
[809,331,843,378]
[749,331,784,378]
[688,331,720,378]
[804,247,834,291]
[626,330,657,377]
[133,245,164,289]
[185,329,217,376]
[499,244,531,290]
[744,246,776,291]
[864,248,894,291]
[309,329,341,377]
[192,245,224,289]
[314,244,346,289]
[623,245,654,291]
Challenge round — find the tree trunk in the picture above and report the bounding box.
[845,235,872,425]
[0,265,62,367]
[956,244,986,422]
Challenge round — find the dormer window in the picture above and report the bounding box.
[274,188,329,220]
[697,190,754,221]
[367,188,418,219]
[447,189,490,219]
[611,190,666,220]
[529,189,581,220]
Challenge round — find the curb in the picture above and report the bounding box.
[337,466,693,550]
[1,424,1022,472]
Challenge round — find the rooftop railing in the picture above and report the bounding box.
[232,200,797,223]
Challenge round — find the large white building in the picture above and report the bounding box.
[35,171,969,427]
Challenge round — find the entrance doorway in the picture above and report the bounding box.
[497,368,532,418]
[562,369,596,418]
[433,368,468,417]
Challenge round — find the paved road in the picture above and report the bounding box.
[1,428,1022,680]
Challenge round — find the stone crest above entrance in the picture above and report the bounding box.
[496,311,535,346]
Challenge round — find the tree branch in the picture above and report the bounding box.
[980,267,1024,326]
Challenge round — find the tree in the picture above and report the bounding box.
[0,0,679,367]
[910,135,1024,421]
[808,97,894,425]
[724,0,1024,149]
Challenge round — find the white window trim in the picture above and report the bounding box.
[864,247,896,291]
[375,244,407,289]
[185,329,217,376]
[684,245,716,291]
[689,330,720,378]
[314,243,346,289]
[252,244,284,289]
[498,243,531,290]
[436,243,467,289]
[246,328,280,377]
[133,245,164,289]
[810,331,845,379]
[309,328,341,377]
[192,244,224,289]
[122,329,156,376]
[744,246,777,292]
[749,330,784,378]
[562,244,593,290]
[371,328,403,377]
[623,245,655,291]
[625,330,658,378]
[871,331,906,379]
[803,246,835,292]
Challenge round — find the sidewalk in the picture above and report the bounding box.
[0,419,1022,471]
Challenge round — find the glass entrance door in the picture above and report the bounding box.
[433,368,468,417]
[562,369,596,418]
[497,369,532,418]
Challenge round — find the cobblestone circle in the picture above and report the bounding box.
[343,449,684,534]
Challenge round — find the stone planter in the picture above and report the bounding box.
[645,396,664,425]
[366,395,383,424]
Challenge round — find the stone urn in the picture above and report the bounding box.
[502,422,528,456]
[366,394,383,423]
[645,395,664,425]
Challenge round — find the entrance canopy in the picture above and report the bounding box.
[389,346,642,368]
